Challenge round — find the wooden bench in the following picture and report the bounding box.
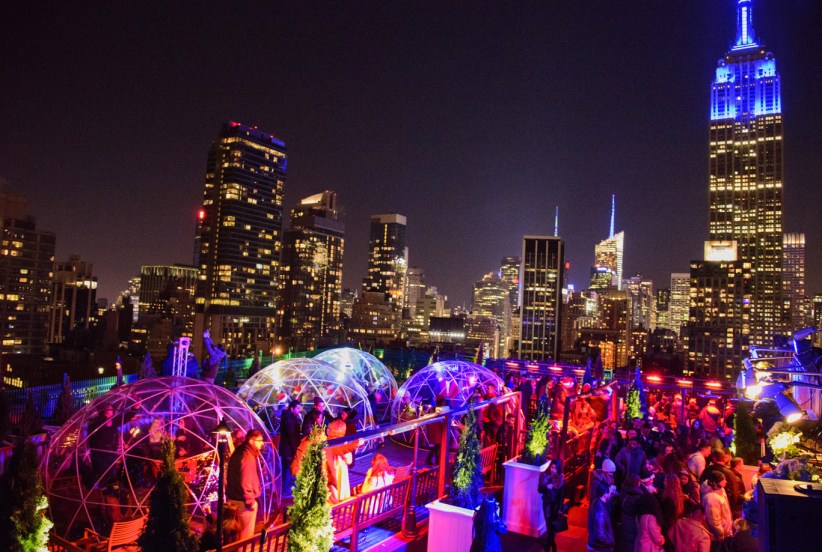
[221,522,290,552]
[48,533,88,552]
[479,443,498,482]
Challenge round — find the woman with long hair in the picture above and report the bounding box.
[659,473,685,536]
[635,493,665,552]
[539,459,565,552]
[470,497,507,552]
[361,453,395,494]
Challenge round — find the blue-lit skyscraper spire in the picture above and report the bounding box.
[734,0,758,49]
[609,194,615,238]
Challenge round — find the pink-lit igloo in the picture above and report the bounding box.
[236,357,376,435]
[390,360,505,444]
[41,377,280,540]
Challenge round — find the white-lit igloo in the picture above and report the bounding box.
[314,347,398,420]
[41,377,280,540]
[391,360,505,445]
[236,357,375,435]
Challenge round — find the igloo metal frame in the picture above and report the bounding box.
[236,357,375,435]
[41,377,280,540]
[314,347,398,420]
[390,360,505,445]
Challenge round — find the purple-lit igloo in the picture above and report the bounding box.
[236,357,376,435]
[41,377,280,540]
[314,347,398,420]
[390,360,505,444]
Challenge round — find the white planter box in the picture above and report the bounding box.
[426,499,476,552]
[502,457,550,537]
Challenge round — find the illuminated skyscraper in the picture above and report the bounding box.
[363,214,408,312]
[782,233,807,331]
[708,0,784,345]
[519,236,564,361]
[668,273,691,338]
[654,288,670,331]
[194,122,287,356]
[590,196,624,291]
[279,191,344,351]
[499,256,520,311]
[623,274,653,331]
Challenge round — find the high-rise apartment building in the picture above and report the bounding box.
[138,264,198,331]
[0,192,55,357]
[654,288,670,331]
[669,273,691,338]
[48,255,97,345]
[472,272,510,355]
[708,0,784,345]
[363,214,408,313]
[686,256,751,377]
[519,236,564,361]
[194,122,287,357]
[405,267,426,319]
[782,233,807,331]
[279,191,344,351]
[813,296,822,347]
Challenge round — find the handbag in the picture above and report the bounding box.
[551,513,569,532]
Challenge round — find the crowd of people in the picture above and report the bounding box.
[581,392,759,552]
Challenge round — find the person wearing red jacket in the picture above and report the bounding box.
[227,430,265,540]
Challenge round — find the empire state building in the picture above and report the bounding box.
[708,0,784,346]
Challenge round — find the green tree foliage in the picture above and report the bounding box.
[733,400,759,464]
[522,397,550,465]
[625,387,641,425]
[20,393,42,438]
[138,438,199,552]
[288,426,333,552]
[0,440,54,552]
[449,407,484,510]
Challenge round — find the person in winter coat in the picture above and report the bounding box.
[301,395,333,438]
[587,481,616,551]
[470,496,507,552]
[620,475,645,552]
[226,430,265,540]
[635,494,665,552]
[667,506,711,552]
[616,437,647,481]
[278,399,302,491]
[701,472,733,544]
[201,330,226,384]
[539,459,565,552]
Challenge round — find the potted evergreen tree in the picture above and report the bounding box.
[287,425,334,552]
[138,438,200,551]
[0,439,53,552]
[427,406,484,552]
[502,397,551,537]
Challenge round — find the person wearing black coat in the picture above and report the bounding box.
[539,460,565,552]
[278,400,302,491]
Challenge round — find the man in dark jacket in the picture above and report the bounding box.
[587,481,615,551]
[227,430,264,540]
[278,400,302,492]
[301,396,333,438]
[615,437,647,483]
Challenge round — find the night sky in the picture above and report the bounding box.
[2,1,821,307]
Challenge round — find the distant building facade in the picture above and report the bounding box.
[48,255,97,345]
[782,233,808,331]
[518,236,564,361]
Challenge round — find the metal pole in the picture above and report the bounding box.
[403,427,419,537]
[436,412,450,499]
[216,440,227,552]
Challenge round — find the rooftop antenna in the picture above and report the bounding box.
[609,194,615,238]
[554,205,559,237]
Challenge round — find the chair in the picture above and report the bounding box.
[81,516,147,551]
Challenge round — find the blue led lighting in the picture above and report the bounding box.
[733,0,759,50]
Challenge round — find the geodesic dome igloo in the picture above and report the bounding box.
[42,377,280,540]
[314,347,398,420]
[391,360,505,444]
[236,357,375,435]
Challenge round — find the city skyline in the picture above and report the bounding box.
[2,2,822,307]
